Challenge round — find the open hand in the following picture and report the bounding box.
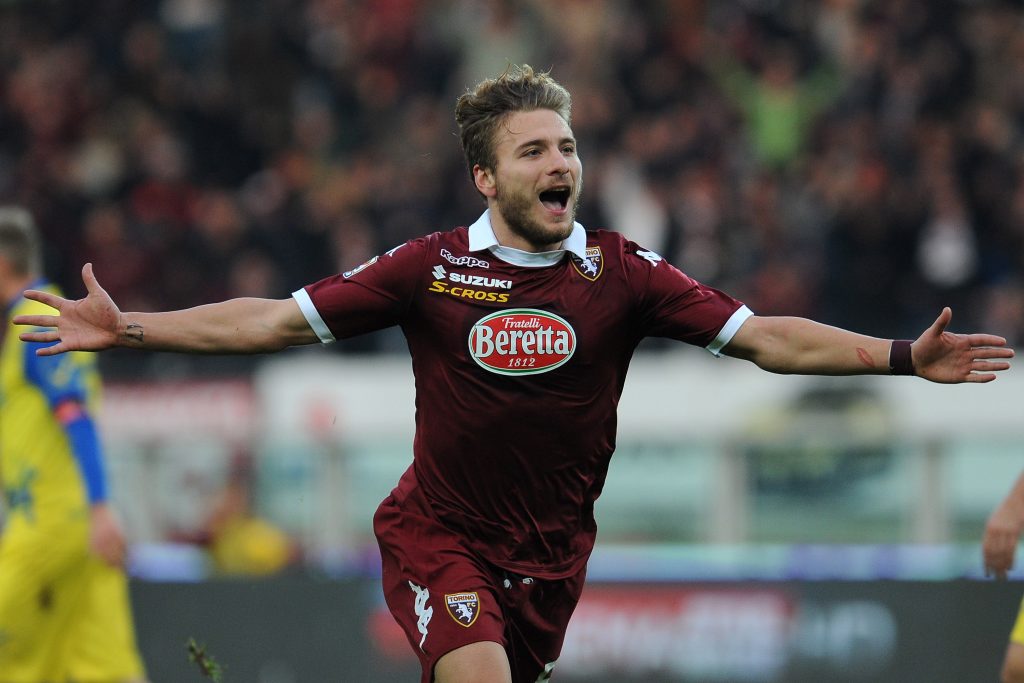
[13,263,121,355]
[912,308,1014,383]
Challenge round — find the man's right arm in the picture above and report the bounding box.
[15,263,319,355]
[116,297,318,353]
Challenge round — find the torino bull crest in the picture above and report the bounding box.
[445,592,481,627]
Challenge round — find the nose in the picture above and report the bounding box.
[549,152,570,176]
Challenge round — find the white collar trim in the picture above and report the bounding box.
[467,209,588,268]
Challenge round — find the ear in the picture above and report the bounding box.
[473,164,497,199]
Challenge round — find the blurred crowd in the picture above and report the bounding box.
[2,0,1023,371]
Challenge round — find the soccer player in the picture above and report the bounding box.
[984,471,1024,682]
[0,207,147,683]
[13,66,1014,683]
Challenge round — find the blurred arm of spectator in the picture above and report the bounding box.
[984,471,1024,579]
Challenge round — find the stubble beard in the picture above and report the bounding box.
[495,179,583,251]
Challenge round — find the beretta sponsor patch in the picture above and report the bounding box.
[445,592,480,627]
[468,309,576,376]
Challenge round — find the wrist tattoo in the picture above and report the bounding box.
[125,323,144,344]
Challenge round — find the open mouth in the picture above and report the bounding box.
[539,187,571,212]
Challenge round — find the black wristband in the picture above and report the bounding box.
[889,339,916,376]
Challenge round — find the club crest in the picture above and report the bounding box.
[445,592,480,627]
[571,246,603,281]
[343,255,379,278]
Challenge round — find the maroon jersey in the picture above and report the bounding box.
[294,212,750,578]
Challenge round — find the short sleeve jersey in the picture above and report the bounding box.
[294,215,750,578]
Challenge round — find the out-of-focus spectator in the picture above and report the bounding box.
[172,450,297,577]
[706,29,842,170]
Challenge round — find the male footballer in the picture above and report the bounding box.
[0,207,146,683]
[14,66,1014,683]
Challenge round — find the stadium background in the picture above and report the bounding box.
[1,0,1022,680]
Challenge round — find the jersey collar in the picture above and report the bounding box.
[467,209,588,268]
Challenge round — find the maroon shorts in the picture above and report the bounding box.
[374,489,586,683]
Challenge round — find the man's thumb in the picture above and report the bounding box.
[928,307,952,336]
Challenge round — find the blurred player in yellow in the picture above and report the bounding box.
[0,207,146,683]
[984,470,1024,683]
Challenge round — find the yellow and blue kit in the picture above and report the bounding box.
[1012,597,1024,646]
[0,281,145,683]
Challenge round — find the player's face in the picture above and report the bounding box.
[477,109,583,252]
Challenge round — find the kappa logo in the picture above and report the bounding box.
[636,249,662,266]
[408,581,433,650]
[445,592,480,627]
[441,249,490,269]
[571,246,603,281]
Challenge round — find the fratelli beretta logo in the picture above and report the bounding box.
[468,309,576,376]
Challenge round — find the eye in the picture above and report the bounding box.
[562,144,576,155]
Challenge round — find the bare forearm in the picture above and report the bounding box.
[725,316,894,375]
[117,298,316,353]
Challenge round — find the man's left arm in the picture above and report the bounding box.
[25,345,126,566]
[723,307,1013,383]
[56,398,126,567]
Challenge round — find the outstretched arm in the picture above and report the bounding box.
[14,263,319,355]
[724,307,1013,383]
[984,472,1024,579]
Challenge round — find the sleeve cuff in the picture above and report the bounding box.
[706,305,754,357]
[291,288,335,344]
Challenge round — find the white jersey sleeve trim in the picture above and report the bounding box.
[291,288,336,344]
[706,305,753,357]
